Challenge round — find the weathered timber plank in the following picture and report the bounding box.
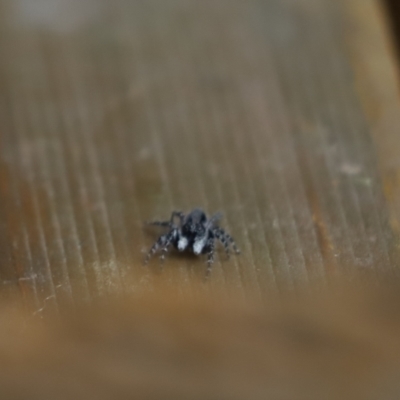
[0,0,399,312]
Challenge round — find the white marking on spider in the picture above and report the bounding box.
[193,236,207,255]
[177,236,188,251]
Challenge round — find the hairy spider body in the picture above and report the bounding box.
[145,209,240,273]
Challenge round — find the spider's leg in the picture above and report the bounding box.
[170,211,185,225]
[147,220,171,228]
[145,233,169,264]
[213,228,231,259]
[208,212,223,227]
[144,229,175,264]
[205,237,216,277]
[159,230,177,263]
[147,211,184,228]
[215,228,240,254]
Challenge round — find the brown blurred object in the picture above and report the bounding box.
[0,0,400,312]
[386,0,400,57]
[0,277,400,399]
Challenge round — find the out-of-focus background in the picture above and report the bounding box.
[0,0,400,313]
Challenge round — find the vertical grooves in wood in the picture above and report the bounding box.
[0,0,398,307]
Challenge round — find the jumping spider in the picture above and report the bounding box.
[145,208,240,273]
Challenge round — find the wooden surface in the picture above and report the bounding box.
[0,0,399,313]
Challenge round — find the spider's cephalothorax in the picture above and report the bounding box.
[145,208,240,273]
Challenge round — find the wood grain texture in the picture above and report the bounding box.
[0,0,399,313]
